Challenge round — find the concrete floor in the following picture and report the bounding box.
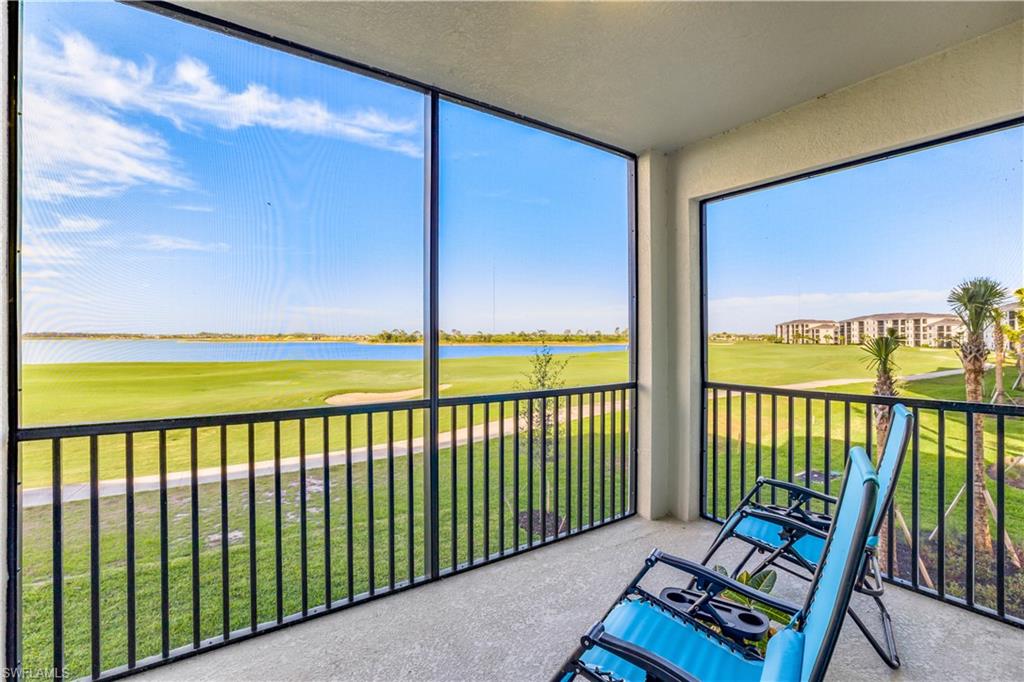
[141,517,1023,681]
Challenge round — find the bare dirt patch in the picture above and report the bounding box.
[517,510,568,539]
[324,384,452,406]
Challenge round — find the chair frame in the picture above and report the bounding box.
[557,445,880,682]
[556,549,801,682]
[698,406,913,669]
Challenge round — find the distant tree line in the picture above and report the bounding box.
[25,329,630,344]
[368,328,629,344]
[708,332,780,343]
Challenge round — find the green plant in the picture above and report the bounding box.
[1007,287,1024,392]
[514,344,570,525]
[712,565,791,653]
[515,343,569,451]
[992,309,1010,404]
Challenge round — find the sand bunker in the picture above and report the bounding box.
[324,384,452,406]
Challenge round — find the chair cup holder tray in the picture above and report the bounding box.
[658,586,770,643]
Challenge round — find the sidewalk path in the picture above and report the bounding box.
[23,402,614,508]
[775,366,975,391]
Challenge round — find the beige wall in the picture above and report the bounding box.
[651,20,1023,521]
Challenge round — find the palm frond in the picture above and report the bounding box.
[860,328,902,375]
[947,277,1009,335]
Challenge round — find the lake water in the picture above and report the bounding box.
[22,339,627,364]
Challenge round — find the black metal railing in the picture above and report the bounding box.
[11,383,636,680]
[702,382,1024,628]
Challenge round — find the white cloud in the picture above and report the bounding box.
[23,283,61,295]
[21,242,81,264]
[161,57,421,154]
[709,288,952,333]
[139,234,229,252]
[710,289,949,310]
[22,89,190,201]
[23,32,423,198]
[33,215,109,233]
[22,269,63,281]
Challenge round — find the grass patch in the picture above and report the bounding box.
[703,366,1024,619]
[707,340,961,386]
[19,353,627,487]
[17,340,1024,674]
[24,418,630,679]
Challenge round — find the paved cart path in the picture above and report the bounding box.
[775,366,973,391]
[23,401,619,508]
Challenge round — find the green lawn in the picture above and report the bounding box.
[16,341,1024,675]
[707,339,961,386]
[22,351,628,424]
[705,367,1024,525]
[19,354,631,678]
[22,419,630,679]
[704,356,1024,617]
[19,352,628,488]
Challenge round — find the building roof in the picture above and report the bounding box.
[776,319,836,326]
[838,312,951,322]
[923,316,962,328]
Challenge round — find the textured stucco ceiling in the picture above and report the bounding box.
[172,1,1023,153]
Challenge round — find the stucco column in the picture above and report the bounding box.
[635,151,672,520]
[667,177,703,522]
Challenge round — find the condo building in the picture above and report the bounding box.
[775,312,969,347]
[837,313,966,347]
[774,319,839,344]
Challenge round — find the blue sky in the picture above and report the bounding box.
[707,125,1023,333]
[439,103,629,333]
[21,1,630,336]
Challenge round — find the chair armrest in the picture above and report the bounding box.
[757,477,837,506]
[582,623,699,682]
[650,550,800,616]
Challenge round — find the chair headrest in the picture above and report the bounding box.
[872,404,913,534]
[795,446,879,682]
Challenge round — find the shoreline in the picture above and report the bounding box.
[23,337,628,347]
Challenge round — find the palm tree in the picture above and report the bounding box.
[860,328,902,448]
[948,277,1008,554]
[860,327,902,569]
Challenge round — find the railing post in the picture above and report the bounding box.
[4,2,21,677]
[422,90,440,580]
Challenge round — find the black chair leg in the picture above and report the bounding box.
[847,595,900,669]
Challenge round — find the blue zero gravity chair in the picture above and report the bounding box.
[556,445,880,682]
[690,404,912,669]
